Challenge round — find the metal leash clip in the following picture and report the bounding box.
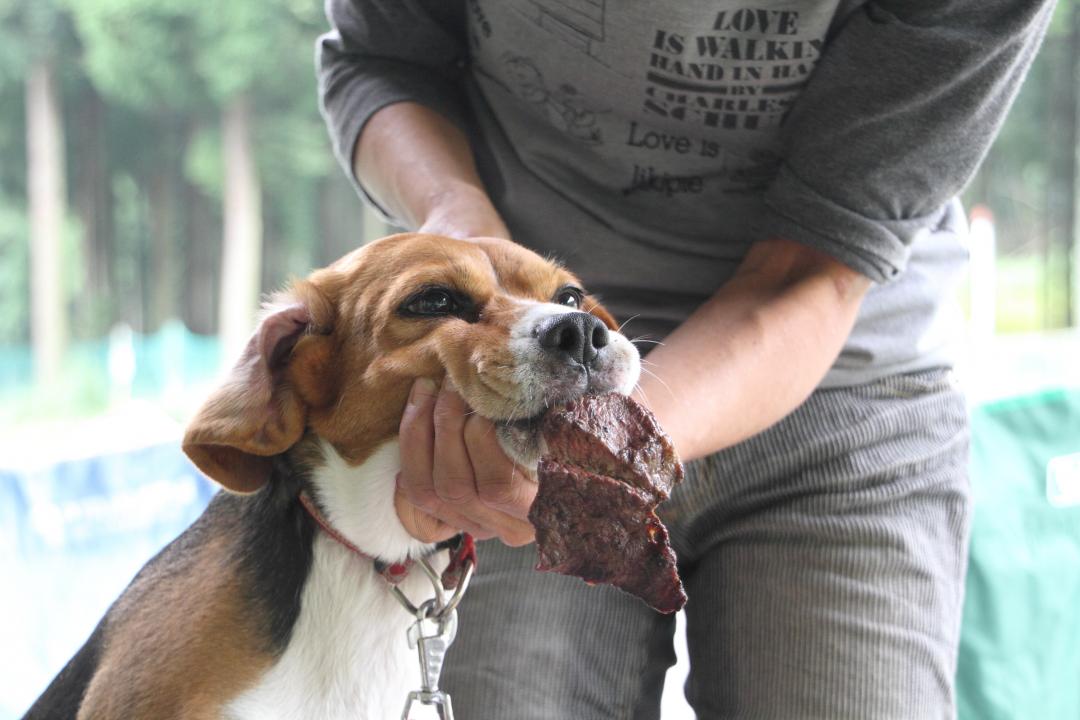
[395,541,476,720]
[401,597,458,720]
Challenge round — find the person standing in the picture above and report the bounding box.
[317,2,1055,717]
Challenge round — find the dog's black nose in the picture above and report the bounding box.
[537,312,610,366]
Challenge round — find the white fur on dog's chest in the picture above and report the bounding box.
[224,538,428,720]
[225,440,443,720]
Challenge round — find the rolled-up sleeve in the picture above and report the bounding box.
[316,0,468,202]
[756,0,1056,282]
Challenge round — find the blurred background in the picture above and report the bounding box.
[0,1,1078,719]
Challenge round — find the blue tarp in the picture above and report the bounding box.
[0,443,215,719]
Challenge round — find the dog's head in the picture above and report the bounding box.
[182,233,641,493]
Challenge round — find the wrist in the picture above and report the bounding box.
[417,181,510,240]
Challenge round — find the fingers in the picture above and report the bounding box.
[396,377,536,547]
[466,414,538,522]
[398,377,440,512]
[431,384,477,507]
[393,486,458,544]
[395,480,498,542]
[397,378,502,539]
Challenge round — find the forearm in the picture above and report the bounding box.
[354,101,508,238]
[635,238,871,462]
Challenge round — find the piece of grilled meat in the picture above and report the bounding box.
[530,393,686,613]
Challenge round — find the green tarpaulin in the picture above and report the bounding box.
[958,390,1080,720]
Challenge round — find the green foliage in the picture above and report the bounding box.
[66,0,206,110]
[0,0,28,85]
[190,1,280,101]
[183,123,223,197]
[21,0,61,54]
[994,253,1072,334]
[963,2,1077,330]
[1048,0,1080,35]
[0,0,368,418]
[0,80,25,190]
[0,194,29,344]
[67,0,324,108]
[108,172,147,316]
[0,349,110,423]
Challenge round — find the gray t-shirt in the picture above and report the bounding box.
[317,0,1053,387]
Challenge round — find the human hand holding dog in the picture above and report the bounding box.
[396,377,538,547]
[356,102,551,546]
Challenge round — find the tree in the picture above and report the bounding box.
[191,0,320,356]
[68,0,211,334]
[0,0,31,347]
[67,0,340,355]
[23,1,67,384]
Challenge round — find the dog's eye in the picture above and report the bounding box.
[407,288,456,315]
[400,287,479,322]
[555,287,584,309]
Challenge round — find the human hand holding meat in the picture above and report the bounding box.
[397,381,689,613]
[395,376,538,547]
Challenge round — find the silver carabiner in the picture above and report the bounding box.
[418,557,448,609]
[401,688,454,720]
[395,542,476,719]
[390,546,475,620]
[401,599,458,720]
[435,556,474,621]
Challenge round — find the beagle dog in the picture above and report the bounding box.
[24,233,642,720]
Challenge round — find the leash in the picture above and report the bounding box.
[297,490,476,720]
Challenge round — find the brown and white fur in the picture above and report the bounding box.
[24,233,641,720]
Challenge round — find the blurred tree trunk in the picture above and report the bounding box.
[1069,2,1080,327]
[218,93,262,359]
[148,168,177,331]
[148,118,181,331]
[27,57,67,384]
[183,180,219,335]
[73,85,113,335]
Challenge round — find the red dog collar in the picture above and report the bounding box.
[298,490,476,588]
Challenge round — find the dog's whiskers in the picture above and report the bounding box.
[638,366,676,402]
[632,382,653,409]
[630,336,665,348]
[617,314,642,334]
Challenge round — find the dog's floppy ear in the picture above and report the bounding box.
[183,288,332,494]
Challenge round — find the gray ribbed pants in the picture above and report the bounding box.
[444,369,972,719]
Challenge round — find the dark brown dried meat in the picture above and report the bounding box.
[541,393,684,503]
[531,458,686,613]
[530,393,686,613]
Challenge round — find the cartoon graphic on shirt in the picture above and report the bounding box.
[515,0,606,59]
[498,54,608,144]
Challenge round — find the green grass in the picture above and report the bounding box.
[957,252,1073,334]
[994,252,1072,333]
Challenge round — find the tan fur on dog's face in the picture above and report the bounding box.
[183,233,640,492]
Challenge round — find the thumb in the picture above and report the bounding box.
[394,484,458,544]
